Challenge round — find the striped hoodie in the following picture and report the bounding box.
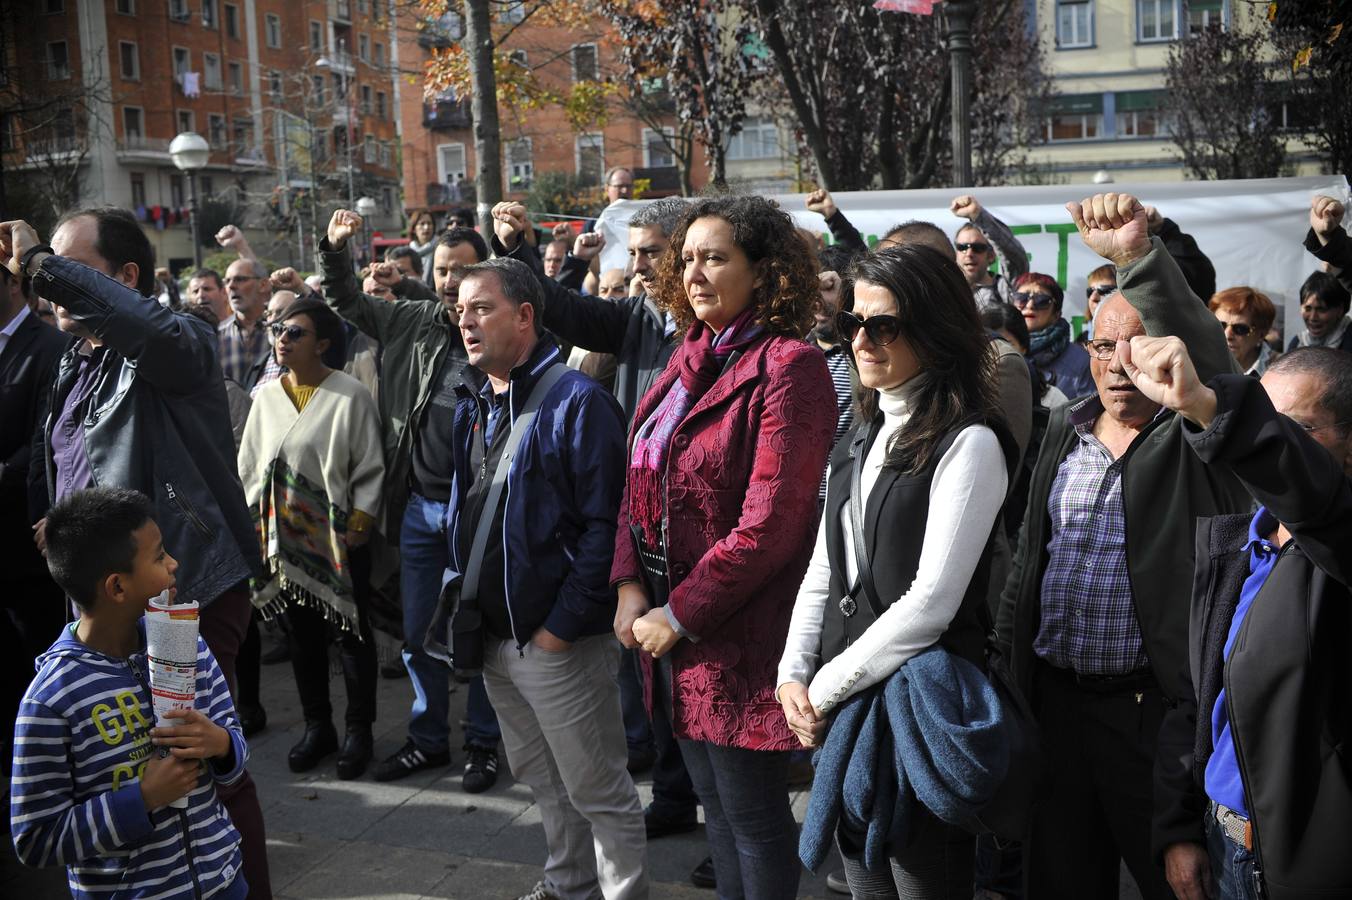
[10,622,248,900]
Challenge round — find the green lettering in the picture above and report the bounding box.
[91,703,124,745]
[115,691,151,739]
[1043,223,1080,290]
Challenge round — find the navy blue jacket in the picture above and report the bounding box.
[442,339,627,646]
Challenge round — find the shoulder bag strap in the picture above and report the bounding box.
[848,422,885,618]
[460,362,568,604]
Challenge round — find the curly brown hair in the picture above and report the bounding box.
[649,195,818,338]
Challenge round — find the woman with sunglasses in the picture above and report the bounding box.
[1209,287,1278,376]
[1011,271,1093,400]
[778,245,1013,899]
[237,297,386,780]
[613,195,835,899]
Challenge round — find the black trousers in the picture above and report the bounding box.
[286,547,377,729]
[1025,662,1175,900]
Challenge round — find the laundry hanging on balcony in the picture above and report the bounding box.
[180,71,201,98]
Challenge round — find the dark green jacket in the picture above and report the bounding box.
[319,238,464,539]
[996,236,1251,707]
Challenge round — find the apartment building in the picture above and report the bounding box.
[396,9,799,220]
[4,0,403,270]
[1033,0,1321,182]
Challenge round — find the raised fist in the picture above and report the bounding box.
[215,224,244,248]
[0,220,41,276]
[805,189,837,220]
[949,195,982,221]
[270,267,306,294]
[492,201,529,250]
[552,222,574,241]
[1311,195,1346,243]
[1144,205,1164,235]
[572,231,605,262]
[1065,193,1151,268]
[327,209,362,249]
[369,261,402,288]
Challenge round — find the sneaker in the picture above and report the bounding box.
[462,743,499,794]
[690,856,716,889]
[515,881,562,900]
[826,870,850,895]
[372,739,451,782]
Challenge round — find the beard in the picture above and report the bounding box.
[811,320,839,345]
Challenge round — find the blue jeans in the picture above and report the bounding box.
[1206,809,1259,900]
[678,738,800,900]
[400,492,500,751]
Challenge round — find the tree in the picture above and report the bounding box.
[1270,2,1352,177]
[1163,24,1288,180]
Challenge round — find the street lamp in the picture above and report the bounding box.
[315,37,356,210]
[943,0,977,188]
[356,195,377,266]
[169,131,210,268]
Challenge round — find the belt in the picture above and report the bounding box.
[1042,664,1157,693]
[1212,801,1254,851]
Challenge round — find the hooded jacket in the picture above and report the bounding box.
[10,624,248,900]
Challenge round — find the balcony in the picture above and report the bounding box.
[18,136,86,164]
[233,145,269,168]
[423,97,470,130]
[116,135,172,163]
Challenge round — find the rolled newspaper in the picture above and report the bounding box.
[145,590,200,810]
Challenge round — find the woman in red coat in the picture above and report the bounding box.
[615,195,836,899]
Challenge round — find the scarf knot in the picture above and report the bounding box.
[1027,317,1071,369]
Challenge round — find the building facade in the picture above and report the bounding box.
[3,0,404,271]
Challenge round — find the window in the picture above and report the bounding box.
[1188,0,1226,34]
[506,138,533,189]
[360,84,372,115]
[208,113,226,147]
[499,0,524,23]
[643,128,675,168]
[726,116,780,160]
[268,70,282,102]
[1056,0,1093,48]
[309,20,323,53]
[358,34,369,62]
[372,0,383,22]
[224,3,239,38]
[203,53,222,91]
[130,173,146,208]
[428,12,462,41]
[373,42,384,67]
[170,174,184,208]
[47,41,70,80]
[1044,94,1104,141]
[202,0,217,29]
[311,74,326,106]
[571,43,598,82]
[232,118,253,154]
[376,90,387,119]
[363,134,376,164]
[168,0,189,21]
[357,0,368,13]
[119,41,140,80]
[575,133,603,184]
[335,0,351,20]
[172,47,190,78]
[381,186,393,213]
[437,142,467,184]
[228,61,243,96]
[1115,90,1168,138]
[123,106,143,139]
[265,14,281,48]
[379,141,391,168]
[0,114,13,152]
[1138,0,1177,42]
[176,109,195,133]
[116,0,135,14]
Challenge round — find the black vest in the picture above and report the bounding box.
[819,415,1013,670]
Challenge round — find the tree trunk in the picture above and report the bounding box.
[752,0,838,189]
[877,90,900,190]
[463,0,501,233]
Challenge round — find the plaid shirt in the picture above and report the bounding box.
[217,315,268,385]
[1032,396,1150,676]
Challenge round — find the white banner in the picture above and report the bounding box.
[595,176,1350,344]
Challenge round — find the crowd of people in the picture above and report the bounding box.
[1,173,1350,900]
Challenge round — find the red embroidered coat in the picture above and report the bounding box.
[612,334,836,751]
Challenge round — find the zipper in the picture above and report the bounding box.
[165,481,212,539]
[178,808,204,900]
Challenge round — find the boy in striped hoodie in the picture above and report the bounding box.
[10,487,248,899]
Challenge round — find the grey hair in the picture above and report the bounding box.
[1267,346,1352,435]
[229,257,269,280]
[461,257,546,334]
[629,197,690,238]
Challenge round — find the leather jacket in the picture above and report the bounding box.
[33,255,259,607]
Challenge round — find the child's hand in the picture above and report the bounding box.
[152,709,231,761]
[140,753,201,810]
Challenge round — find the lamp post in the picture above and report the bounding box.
[943,0,977,188]
[315,37,356,210]
[169,131,210,268]
[356,195,377,267]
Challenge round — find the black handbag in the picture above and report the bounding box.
[425,363,567,681]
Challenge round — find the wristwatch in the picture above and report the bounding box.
[20,244,54,278]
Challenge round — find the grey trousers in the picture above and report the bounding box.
[483,634,648,900]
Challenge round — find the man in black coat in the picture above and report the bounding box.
[0,266,70,777]
[1123,336,1352,900]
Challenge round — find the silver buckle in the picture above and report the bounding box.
[838,597,857,617]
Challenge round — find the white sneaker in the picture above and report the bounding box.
[515,880,562,900]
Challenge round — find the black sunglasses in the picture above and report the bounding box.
[1011,291,1056,310]
[1086,284,1116,298]
[1221,321,1253,337]
[270,323,314,341]
[836,310,902,346]
[955,241,991,254]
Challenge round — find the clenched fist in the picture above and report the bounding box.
[270,267,306,294]
[572,231,605,262]
[1066,193,1151,268]
[950,195,983,221]
[492,202,529,250]
[327,209,362,249]
[805,188,837,221]
[1311,195,1346,245]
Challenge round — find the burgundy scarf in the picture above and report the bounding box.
[628,308,763,544]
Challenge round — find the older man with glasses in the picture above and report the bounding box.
[220,258,272,388]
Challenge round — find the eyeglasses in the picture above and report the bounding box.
[270,323,313,341]
[1011,291,1056,310]
[836,310,902,347]
[1086,284,1116,298]
[955,242,991,254]
[1221,321,1253,337]
[1295,419,1351,434]
[1086,339,1119,360]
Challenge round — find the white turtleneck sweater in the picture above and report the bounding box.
[776,378,1008,713]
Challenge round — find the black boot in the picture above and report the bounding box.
[288,721,338,773]
[336,726,374,780]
